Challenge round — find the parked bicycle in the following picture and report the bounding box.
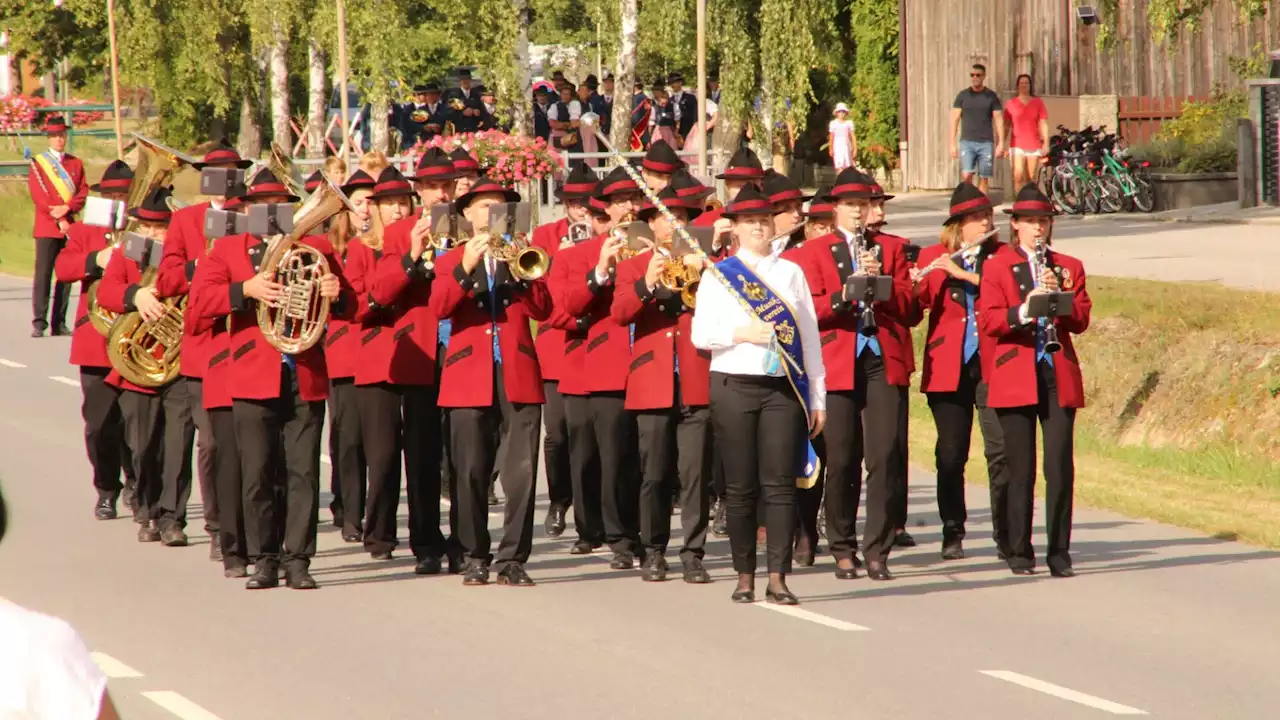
[1040,125,1154,214]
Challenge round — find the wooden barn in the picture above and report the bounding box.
[901,0,1280,191]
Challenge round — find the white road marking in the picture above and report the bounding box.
[0,358,26,368]
[979,671,1148,715]
[89,652,143,678]
[142,691,225,720]
[755,603,870,631]
[48,375,79,387]
[320,453,331,465]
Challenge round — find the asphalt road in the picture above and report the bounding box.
[1,266,1278,720]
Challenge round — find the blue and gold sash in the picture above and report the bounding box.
[33,151,75,203]
[717,255,822,489]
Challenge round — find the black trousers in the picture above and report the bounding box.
[449,368,541,567]
[210,406,247,568]
[542,380,573,510]
[186,379,218,535]
[636,376,712,561]
[233,366,324,568]
[357,382,445,558]
[710,373,802,575]
[823,353,903,565]
[996,361,1076,571]
[891,383,910,530]
[327,377,366,536]
[926,357,1007,544]
[79,368,127,501]
[588,391,640,555]
[118,390,164,524]
[711,443,727,501]
[158,378,196,530]
[32,236,70,332]
[563,393,604,545]
[435,344,462,556]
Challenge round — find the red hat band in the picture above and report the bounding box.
[203,148,243,165]
[134,207,170,221]
[832,183,876,196]
[642,159,680,174]
[722,166,764,179]
[248,182,291,196]
[97,178,133,191]
[1011,200,1055,213]
[727,199,771,212]
[769,189,804,203]
[950,196,991,216]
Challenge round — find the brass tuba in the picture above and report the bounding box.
[267,142,306,200]
[256,176,354,354]
[106,259,187,388]
[88,135,197,336]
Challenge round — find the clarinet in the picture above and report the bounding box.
[853,221,878,337]
[1035,235,1062,354]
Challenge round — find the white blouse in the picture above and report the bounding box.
[691,247,827,411]
[0,599,106,720]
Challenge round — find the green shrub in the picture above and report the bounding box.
[1132,89,1244,174]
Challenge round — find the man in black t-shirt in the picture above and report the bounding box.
[949,63,1005,193]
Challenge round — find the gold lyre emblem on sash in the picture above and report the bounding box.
[740,276,766,302]
[774,320,796,346]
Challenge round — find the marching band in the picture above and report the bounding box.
[48,122,1091,603]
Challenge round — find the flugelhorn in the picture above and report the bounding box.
[88,134,197,336]
[257,176,355,354]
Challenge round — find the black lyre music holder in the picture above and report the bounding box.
[488,202,532,242]
[684,226,716,256]
[430,202,472,241]
[1027,292,1075,318]
[844,275,894,304]
[122,231,165,270]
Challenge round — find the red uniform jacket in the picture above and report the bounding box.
[790,229,914,391]
[547,233,630,395]
[531,217,585,382]
[429,247,552,407]
[324,245,362,380]
[95,245,160,395]
[156,201,214,379]
[28,153,88,238]
[610,251,711,409]
[356,213,440,386]
[977,244,1091,409]
[201,322,233,410]
[691,207,733,259]
[54,223,112,368]
[913,240,1002,394]
[188,233,353,402]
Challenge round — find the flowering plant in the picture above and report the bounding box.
[412,130,562,184]
[0,95,107,132]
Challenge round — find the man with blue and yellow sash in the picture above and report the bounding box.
[27,116,88,338]
[690,185,826,606]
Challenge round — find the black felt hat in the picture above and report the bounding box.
[90,160,135,193]
[944,182,995,225]
[716,147,765,181]
[1002,183,1060,217]
[556,162,598,201]
[128,186,174,224]
[721,185,776,219]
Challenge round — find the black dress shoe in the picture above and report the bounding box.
[462,561,490,586]
[246,561,280,589]
[414,555,442,575]
[30,328,45,338]
[641,553,669,582]
[569,540,601,555]
[447,551,467,575]
[94,496,118,521]
[712,501,728,537]
[371,550,393,561]
[1049,565,1076,578]
[223,565,248,579]
[496,563,535,586]
[682,558,712,584]
[123,484,138,513]
[544,505,567,538]
[160,526,188,547]
[893,531,918,548]
[487,486,500,506]
[834,563,860,580]
[52,324,70,336]
[137,522,160,543]
[341,531,362,543]
[1010,566,1036,576]
[941,542,966,561]
[866,561,895,581]
[286,566,318,590]
[730,588,755,603]
[208,537,223,562]
[766,587,799,605]
[609,551,636,570]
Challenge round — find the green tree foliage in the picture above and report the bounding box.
[0,0,108,87]
[846,0,898,171]
[1092,0,1268,49]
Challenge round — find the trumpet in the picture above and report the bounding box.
[652,241,702,309]
[488,229,550,282]
[916,228,999,280]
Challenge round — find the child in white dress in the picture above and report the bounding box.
[828,103,857,170]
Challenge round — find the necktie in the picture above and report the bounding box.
[962,258,979,364]
[487,257,502,365]
[436,247,452,348]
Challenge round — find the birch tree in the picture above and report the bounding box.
[306,37,327,159]
[609,0,638,151]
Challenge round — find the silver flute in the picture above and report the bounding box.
[916,228,999,279]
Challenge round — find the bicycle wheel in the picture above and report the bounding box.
[1050,172,1083,214]
[1129,167,1155,212]
[1080,174,1101,214]
[1094,173,1124,213]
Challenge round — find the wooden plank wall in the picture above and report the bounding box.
[905,0,1280,190]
